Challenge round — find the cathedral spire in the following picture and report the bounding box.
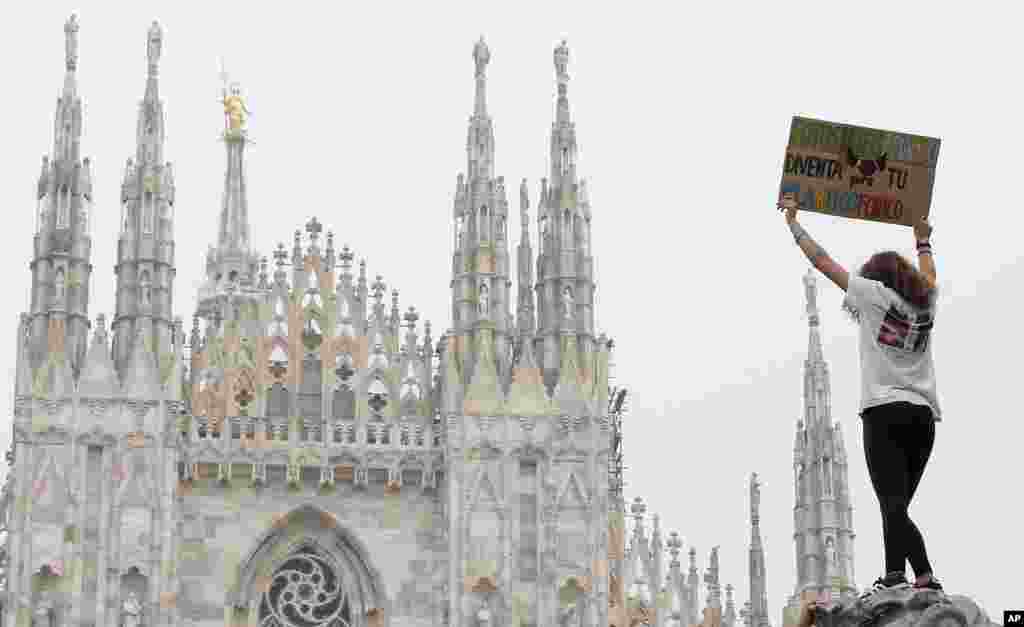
[450,38,512,388]
[535,40,595,395]
[791,270,857,608]
[516,178,535,340]
[473,36,489,117]
[111,20,177,377]
[804,269,824,363]
[217,74,252,254]
[194,65,262,327]
[748,473,770,627]
[26,14,93,375]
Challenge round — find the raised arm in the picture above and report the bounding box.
[914,217,936,288]
[778,195,849,291]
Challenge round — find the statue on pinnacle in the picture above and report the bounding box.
[65,14,79,71]
[219,60,250,134]
[473,37,490,77]
[554,39,569,81]
[147,21,162,75]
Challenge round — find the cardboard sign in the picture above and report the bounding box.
[779,116,940,226]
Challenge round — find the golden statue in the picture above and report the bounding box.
[222,82,249,132]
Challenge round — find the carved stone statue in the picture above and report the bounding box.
[750,472,761,519]
[803,270,818,316]
[473,37,490,77]
[146,21,162,70]
[563,286,574,320]
[478,283,489,316]
[64,14,79,71]
[554,39,570,80]
[121,591,142,627]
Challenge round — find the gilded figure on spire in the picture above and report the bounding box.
[222,82,249,133]
[218,61,250,134]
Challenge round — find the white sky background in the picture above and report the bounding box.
[2,1,1021,622]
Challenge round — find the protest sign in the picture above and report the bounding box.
[779,116,940,226]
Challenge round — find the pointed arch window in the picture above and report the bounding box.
[480,206,489,241]
[142,192,154,235]
[258,546,352,627]
[823,457,832,496]
[56,187,70,229]
[561,148,570,176]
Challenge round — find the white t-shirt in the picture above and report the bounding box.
[843,275,941,421]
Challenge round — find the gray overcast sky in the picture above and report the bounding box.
[2,1,1021,623]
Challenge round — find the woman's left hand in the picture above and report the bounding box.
[777,195,799,223]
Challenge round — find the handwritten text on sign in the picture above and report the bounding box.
[779,117,941,226]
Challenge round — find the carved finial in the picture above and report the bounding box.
[306,216,322,240]
[340,245,354,272]
[273,243,288,268]
[372,276,386,302]
[631,496,646,520]
[64,14,80,72]
[667,531,682,563]
[554,39,569,82]
[473,36,490,77]
[147,21,163,74]
[520,178,530,227]
[404,306,419,327]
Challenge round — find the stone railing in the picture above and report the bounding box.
[187,415,443,451]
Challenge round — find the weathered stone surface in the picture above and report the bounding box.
[803,588,1001,627]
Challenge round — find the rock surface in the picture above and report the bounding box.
[797,587,1002,627]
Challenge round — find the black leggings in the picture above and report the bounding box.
[861,401,936,578]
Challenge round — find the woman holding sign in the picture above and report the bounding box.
[779,196,943,595]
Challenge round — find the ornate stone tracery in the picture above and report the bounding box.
[259,547,352,627]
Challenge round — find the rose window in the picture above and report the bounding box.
[260,549,351,627]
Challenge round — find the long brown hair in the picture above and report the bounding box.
[859,250,934,309]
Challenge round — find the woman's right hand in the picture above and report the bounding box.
[913,216,933,242]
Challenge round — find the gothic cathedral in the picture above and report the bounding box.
[0,15,857,627]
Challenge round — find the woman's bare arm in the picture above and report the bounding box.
[780,196,849,291]
[914,217,936,288]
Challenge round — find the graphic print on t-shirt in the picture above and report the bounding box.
[877,305,932,353]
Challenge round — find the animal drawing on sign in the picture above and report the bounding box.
[846,147,887,189]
